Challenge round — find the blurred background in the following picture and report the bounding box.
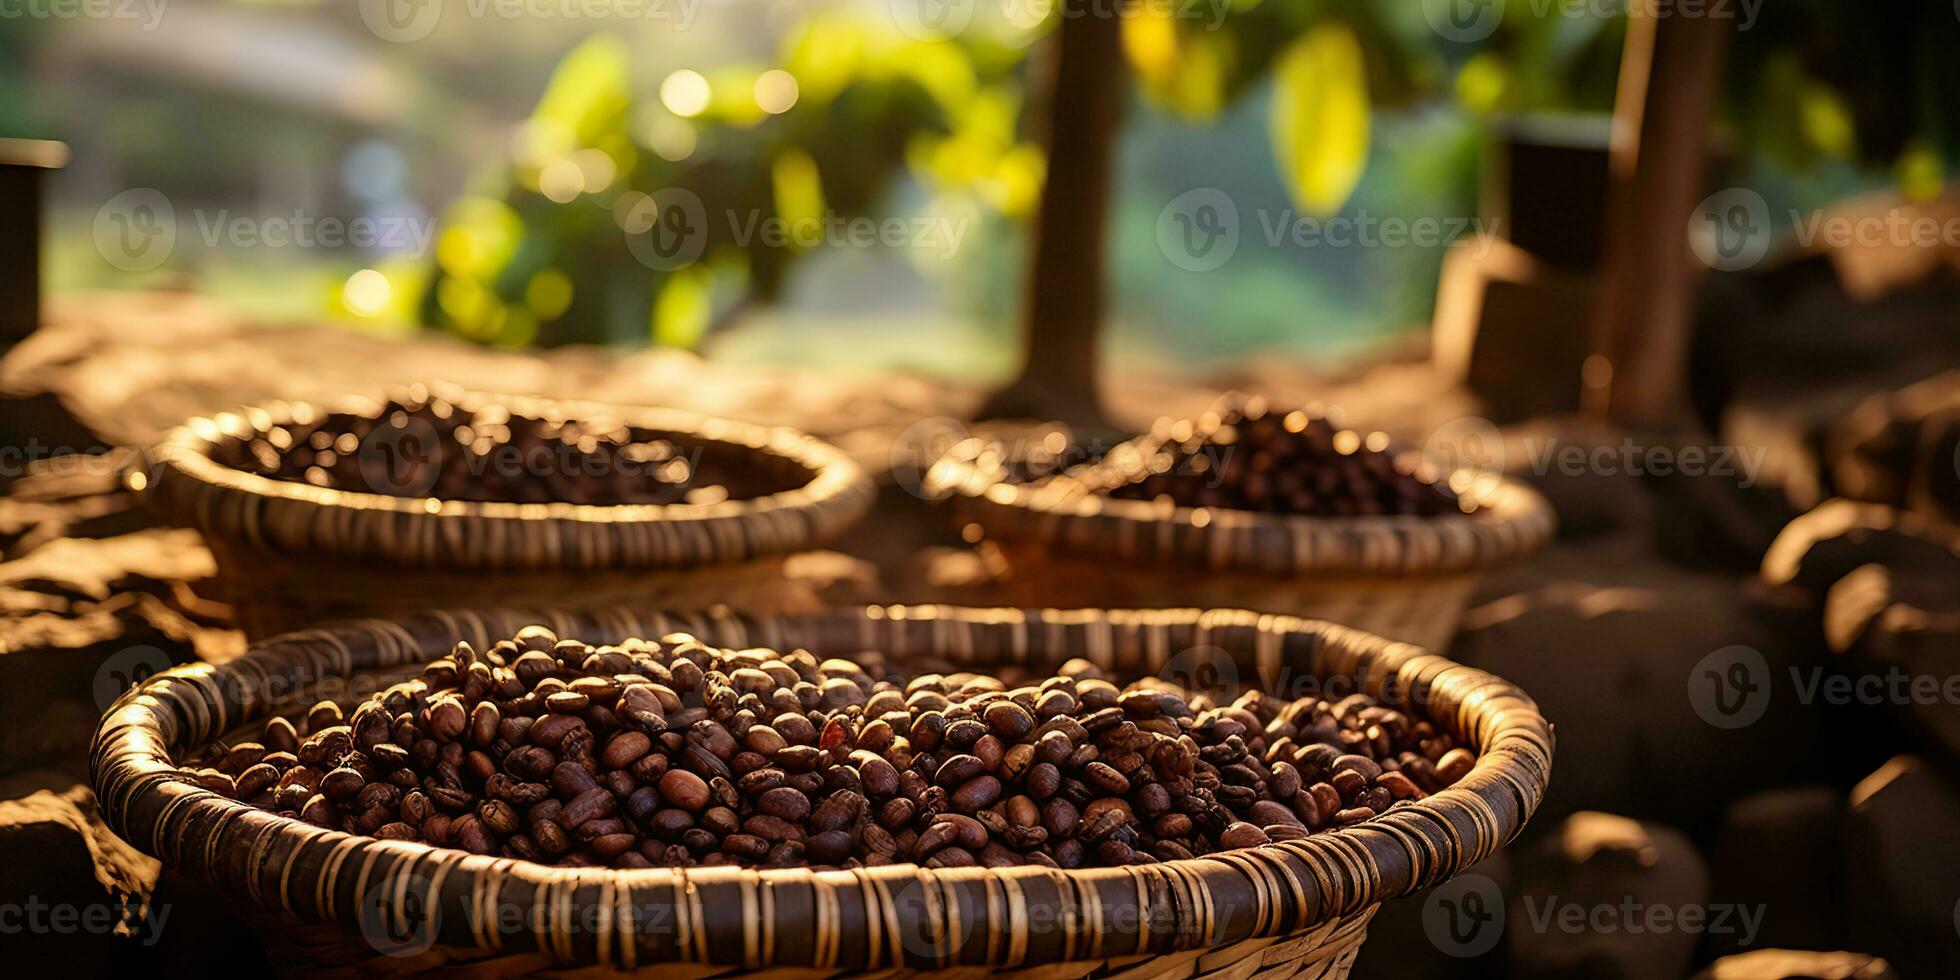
[7,0,1945,375]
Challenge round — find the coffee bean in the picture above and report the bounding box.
[658,770,710,811]
[757,786,811,821]
[218,626,1472,870]
[1220,822,1270,849]
[984,701,1035,741]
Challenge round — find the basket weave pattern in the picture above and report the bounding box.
[93,605,1551,976]
[137,393,875,634]
[931,456,1555,651]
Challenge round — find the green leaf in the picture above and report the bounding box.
[1270,23,1370,216]
[652,266,713,348]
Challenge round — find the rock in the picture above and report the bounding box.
[1457,535,1832,829]
[1844,757,1960,977]
[1708,787,1847,957]
[1826,369,1960,521]
[0,528,238,776]
[1640,454,1807,573]
[1691,949,1898,980]
[1506,812,1712,980]
[0,774,162,972]
[1760,499,1960,604]
[1823,563,1960,767]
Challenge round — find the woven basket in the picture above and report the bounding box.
[92,604,1553,977]
[926,447,1555,653]
[132,390,876,636]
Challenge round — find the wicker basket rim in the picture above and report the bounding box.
[142,387,875,528]
[927,451,1554,573]
[91,603,1553,970]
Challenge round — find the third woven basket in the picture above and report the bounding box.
[93,603,1552,977]
[926,427,1555,653]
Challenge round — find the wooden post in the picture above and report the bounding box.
[979,0,1123,432]
[1584,4,1731,426]
[0,139,67,351]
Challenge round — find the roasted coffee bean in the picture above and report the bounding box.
[658,770,710,811]
[219,626,1472,871]
[1083,762,1130,795]
[757,787,811,821]
[1102,399,1472,518]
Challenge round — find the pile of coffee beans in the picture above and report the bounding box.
[1101,400,1472,517]
[189,627,1475,871]
[213,391,794,505]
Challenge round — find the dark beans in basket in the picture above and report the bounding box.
[1102,399,1473,518]
[190,626,1474,871]
[211,392,792,506]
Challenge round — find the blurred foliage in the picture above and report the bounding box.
[415,16,1041,347]
[393,0,1960,349]
[1724,0,1960,195]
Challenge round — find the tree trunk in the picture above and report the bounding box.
[978,0,1124,433]
[1584,3,1732,427]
